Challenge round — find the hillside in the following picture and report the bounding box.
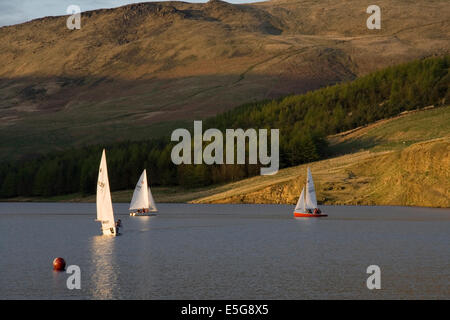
[8,106,449,207]
[1,0,449,159]
[1,56,448,200]
[191,106,450,207]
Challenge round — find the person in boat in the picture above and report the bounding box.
[313,208,322,214]
[306,208,312,214]
[116,219,122,233]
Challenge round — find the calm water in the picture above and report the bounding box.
[0,203,449,300]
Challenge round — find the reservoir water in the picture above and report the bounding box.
[0,203,448,299]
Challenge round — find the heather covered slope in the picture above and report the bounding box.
[0,0,449,159]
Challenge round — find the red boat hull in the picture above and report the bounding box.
[293,212,328,218]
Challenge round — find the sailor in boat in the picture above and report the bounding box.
[304,208,322,214]
[115,219,122,234]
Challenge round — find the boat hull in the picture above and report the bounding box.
[293,212,328,218]
[102,226,119,236]
[130,211,158,217]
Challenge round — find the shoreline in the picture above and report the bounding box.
[2,197,449,209]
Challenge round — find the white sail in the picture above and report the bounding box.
[148,187,158,212]
[96,149,116,235]
[129,170,149,210]
[294,187,306,212]
[305,167,318,209]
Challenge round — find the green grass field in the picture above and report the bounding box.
[328,105,450,155]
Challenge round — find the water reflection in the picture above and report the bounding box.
[51,269,68,297]
[89,235,118,299]
[293,216,321,229]
[133,215,156,232]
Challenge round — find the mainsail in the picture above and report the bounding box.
[96,149,116,235]
[305,167,318,209]
[129,170,150,210]
[294,187,306,212]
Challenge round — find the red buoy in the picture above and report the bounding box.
[53,257,66,271]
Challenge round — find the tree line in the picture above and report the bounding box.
[1,55,448,198]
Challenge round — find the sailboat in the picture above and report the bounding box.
[96,149,119,235]
[293,167,328,218]
[129,169,158,216]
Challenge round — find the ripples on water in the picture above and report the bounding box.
[0,203,449,299]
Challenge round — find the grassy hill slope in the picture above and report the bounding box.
[191,106,450,207]
[0,0,449,159]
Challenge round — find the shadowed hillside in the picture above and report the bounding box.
[0,0,449,159]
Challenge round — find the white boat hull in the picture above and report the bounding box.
[130,211,158,217]
[102,226,118,236]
